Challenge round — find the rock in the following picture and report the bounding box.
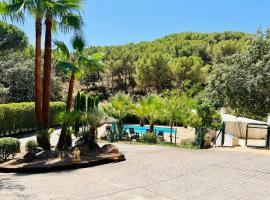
[100,135,107,141]
[33,147,43,154]
[35,151,58,160]
[74,143,90,156]
[23,152,36,162]
[100,144,119,154]
[74,142,100,155]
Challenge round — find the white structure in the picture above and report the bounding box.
[222,114,267,140]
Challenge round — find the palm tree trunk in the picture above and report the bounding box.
[89,125,96,148]
[40,16,52,150]
[42,16,52,129]
[57,73,75,150]
[150,122,154,133]
[170,121,173,144]
[66,73,75,112]
[35,16,43,129]
[35,16,46,149]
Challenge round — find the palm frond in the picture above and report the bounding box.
[54,40,70,59]
[58,13,83,33]
[0,2,8,15]
[55,61,79,74]
[72,34,85,52]
[77,53,105,73]
[0,1,25,23]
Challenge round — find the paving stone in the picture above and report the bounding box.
[1,143,270,199]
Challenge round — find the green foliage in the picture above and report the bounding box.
[54,36,105,92]
[74,91,81,111]
[25,140,38,152]
[56,111,81,127]
[74,92,100,112]
[210,39,247,64]
[80,93,87,111]
[162,90,196,124]
[138,94,163,125]
[0,22,63,103]
[86,31,250,93]
[72,92,102,138]
[0,137,20,161]
[0,85,8,103]
[106,128,118,143]
[207,30,270,118]
[87,96,99,111]
[169,56,207,86]
[36,128,54,140]
[136,53,171,92]
[0,52,63,103]
[103,92,134,140]
[0,102,65,137]
[81,107,105,127]
[0,21,28,52]
[102,92,134,122]
[140,132,157,144]
[186,99,221,129]
[185,99,221,149]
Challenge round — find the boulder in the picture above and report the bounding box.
[74,142,100,155]
[74,143,90,156]
[100,144,119,154]
[23,152,36,162]
[33,147,43,154]
[35,151,58,160]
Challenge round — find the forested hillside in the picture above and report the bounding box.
[0,21,252,104]
[85,31,251,94]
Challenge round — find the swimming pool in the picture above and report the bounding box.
[124,125,176,134]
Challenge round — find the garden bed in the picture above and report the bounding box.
[0,152,126,173]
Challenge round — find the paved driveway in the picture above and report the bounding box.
[1,143,270,200]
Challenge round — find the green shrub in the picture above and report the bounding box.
[107,129,118,143]
[36,128,54,140]
[0,137,20,161]
[25,140,38,152]
[0,102,65,137]
[140,132,157,144]
[87,96,99,111]
[80,93,87,111]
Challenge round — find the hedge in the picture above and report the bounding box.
[0,102,65,137]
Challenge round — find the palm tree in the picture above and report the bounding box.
[140,94,163,133]
[1,0,83,150]
[54,35,104,150]
[42,0,83,131]
[82,108,105,148]
[0,0,49,149]
[133,99,147,127]
[55,110,81,148]
[102,92,134,140]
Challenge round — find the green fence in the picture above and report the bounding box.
[0,102,65,137]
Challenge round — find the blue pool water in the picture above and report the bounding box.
[124,125,176,134]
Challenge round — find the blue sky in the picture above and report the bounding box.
[11,0,270,47]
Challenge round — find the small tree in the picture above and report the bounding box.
[102,92,134,140]
[139,94,163,132]
[162,90,196,143]
[55,36,104,150]
[82,108,105,148]
[186,98,221,148]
